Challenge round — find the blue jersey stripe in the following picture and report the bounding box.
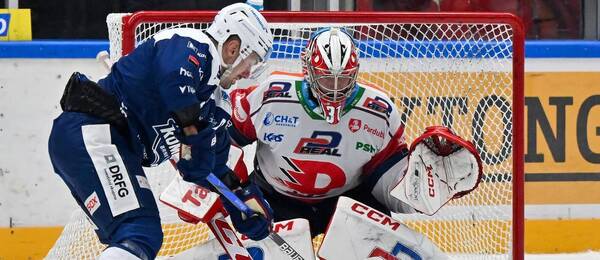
[0,40,108,58]
[1,40,599,58]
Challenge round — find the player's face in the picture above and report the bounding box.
[220,52,262,89]
[314,73,355,102]
[222,38,241,65]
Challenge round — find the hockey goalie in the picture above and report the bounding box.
[162,27,483,259]
[222,27,483,259]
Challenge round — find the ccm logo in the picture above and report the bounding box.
[241,220,295,241]
[351,203,400,231]
[426,165,435,197]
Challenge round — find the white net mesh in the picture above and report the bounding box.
[47,12,521,259]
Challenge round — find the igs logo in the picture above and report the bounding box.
[294,131,342,156]
[263,112,299,127]
[263,132,284,142]
[0,14,10,37]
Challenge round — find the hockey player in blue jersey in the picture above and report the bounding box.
[48,3,273,259]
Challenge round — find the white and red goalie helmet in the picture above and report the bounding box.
[302,27,359,124]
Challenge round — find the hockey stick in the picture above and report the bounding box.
[96,50,113,72]
[165,159,254,260]
[206,216,254,260]
[206,173,306,260]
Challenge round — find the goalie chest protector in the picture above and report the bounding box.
[230,72,404,201]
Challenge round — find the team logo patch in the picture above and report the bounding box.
[263,112,299,127]
[369,243,422,260]
[233,106,247,122]
[179,85,196,94]
[356,141,378,153]
[263,132,284,142]
[263,81,292,101]
[187,41,198,52]
[179,67,193,79]
[82,125,140,217]
[232,92,248,122]
[293,131,342,156]
[84,191,101,215]
[188,54,200,67]
[151,118,181,166]
[278,156,346,197]
[348,118,362,133]
[363,96,392,116]
[364,123,385,139]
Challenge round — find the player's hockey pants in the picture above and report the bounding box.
[48,112,162,259]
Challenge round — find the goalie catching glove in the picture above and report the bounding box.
[391,126,483,215]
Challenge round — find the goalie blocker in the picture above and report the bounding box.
[391,126,483,215]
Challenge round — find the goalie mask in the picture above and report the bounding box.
[206,3,273,87]
[302,27,359,124]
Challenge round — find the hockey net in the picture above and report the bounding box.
[47,11,524,259]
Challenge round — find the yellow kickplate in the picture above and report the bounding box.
[526,219,600,253]
[2,219,600,258]
[0,227,63,259]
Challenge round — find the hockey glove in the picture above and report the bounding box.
[390,126,483,215]
[213,131,231,176]
[176,125,217,187]
[222,182,273,241]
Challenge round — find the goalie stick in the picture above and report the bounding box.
[206,173,306,260]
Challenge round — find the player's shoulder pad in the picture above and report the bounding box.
[153,28,211,47]
[153,28,220,86]
[356,81,396,118]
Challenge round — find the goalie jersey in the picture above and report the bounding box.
[229,72,412,212]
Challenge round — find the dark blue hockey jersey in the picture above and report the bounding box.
[98,28,222,166]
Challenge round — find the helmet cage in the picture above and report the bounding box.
[308,65,358,103]
[302,27,359,106]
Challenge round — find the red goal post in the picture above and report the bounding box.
[49,11,524,259]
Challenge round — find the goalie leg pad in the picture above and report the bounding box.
[318,197,448,260]
[48,115,160,244]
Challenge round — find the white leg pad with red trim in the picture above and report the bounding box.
[318,197,447,260]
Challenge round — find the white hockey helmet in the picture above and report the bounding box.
[206,3,273,70]
[302,27,359,124]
